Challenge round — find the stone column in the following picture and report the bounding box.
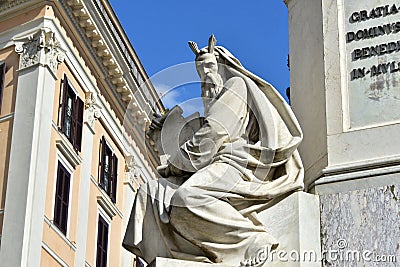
[285,0,400,190]
[0,28,65,266]
[284,0,327,188]
[121,155,141,267]
[284,0,400,265]
[74,92,101,267]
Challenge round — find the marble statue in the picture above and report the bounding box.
[123,35,304,266]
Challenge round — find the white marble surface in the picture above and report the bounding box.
[257,192,321,267]
[124,37,305,266]
[285,0,400,188]
[150,192,321,267]
[342,1,400,128]
[320,184,400,267]
[285,0,328,187]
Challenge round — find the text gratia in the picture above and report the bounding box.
[351,61,400,80]
[350,4,400,23]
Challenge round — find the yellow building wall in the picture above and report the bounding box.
[43,5,130,266]
[42,60,87,266]
[0,3,141,266]
[40,248,63,267]
[0,6,47,34]
[86,119,126,267]
[0,47,19,236]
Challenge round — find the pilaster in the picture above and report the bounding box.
[0,28,64,266]
[121,155,141,267]
[74,92,100,266]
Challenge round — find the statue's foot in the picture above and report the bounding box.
[239,233,278,267]
[239,245,270,267]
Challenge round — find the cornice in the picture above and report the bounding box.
[63,0,152,130]
[0,0,161,130]
[0,0,30,13]
[0,0,161,163]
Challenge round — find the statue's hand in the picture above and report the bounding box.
[149,112,167,131]
[157,164,170,177]
[146,110,171,142]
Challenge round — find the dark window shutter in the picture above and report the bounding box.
[54,166,63,228]
[96,218,102,267]
[96,215,109,267]
[61,169,70,232]
[60,74,69,133]
[0,63,5,114]
[110,154,118,203]
[70,89,77,147]
[73,97,84,151]
[100,136,106,188]
[53,163,71,235]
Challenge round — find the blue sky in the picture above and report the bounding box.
[109,0,290,112]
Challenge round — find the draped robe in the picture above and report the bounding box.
[123,47,304,265]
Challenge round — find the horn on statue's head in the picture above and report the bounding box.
[208,34,216,53]
[188,41,200,56]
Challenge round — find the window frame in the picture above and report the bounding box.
[0,62,6,114]
[59,74,84,152]
[96,212,110,267]
[53,160,72,236]
[99,136,118,203]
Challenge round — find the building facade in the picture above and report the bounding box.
[0,0,162,266]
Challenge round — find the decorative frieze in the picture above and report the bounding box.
[84,92,102,131]
[14,28,65,75]
[125,155,141,190]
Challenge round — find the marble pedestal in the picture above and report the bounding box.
[149,192,321,267]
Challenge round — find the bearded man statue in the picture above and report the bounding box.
[123,35,304,267]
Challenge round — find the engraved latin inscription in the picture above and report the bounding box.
[344,2,400,128]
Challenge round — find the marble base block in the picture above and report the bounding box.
[150,192,321,267]
[257,191,321,266]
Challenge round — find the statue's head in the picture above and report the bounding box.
[189,35,223,98]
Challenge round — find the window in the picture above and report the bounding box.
[96,215,109,267]
[99,137,118,203]
[53,162,71,235]
[0,62,5,113]
[60,74,84,151]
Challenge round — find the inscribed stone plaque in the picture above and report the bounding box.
[343,1,400,128]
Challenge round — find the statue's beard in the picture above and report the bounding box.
[201,72,223,99]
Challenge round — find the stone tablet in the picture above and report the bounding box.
[343,2,400,128]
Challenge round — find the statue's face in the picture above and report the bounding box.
[195,53,218,82]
